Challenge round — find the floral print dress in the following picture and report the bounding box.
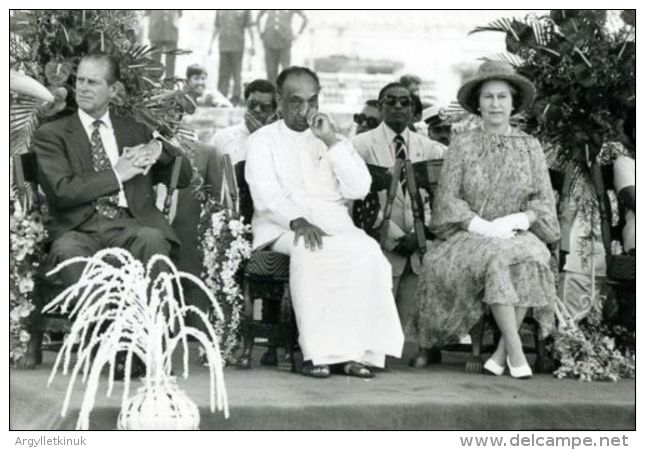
[408,127,560,348]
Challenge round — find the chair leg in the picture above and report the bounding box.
[237,279,255,369]
[15,313,43,369]
[466,316,486,373]
[531,320,552,373]
[278,282,297,372]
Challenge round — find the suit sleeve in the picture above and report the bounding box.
[33,125,121,209]
[151,138,193,189]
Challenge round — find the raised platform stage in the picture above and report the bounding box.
[10,343,635,430]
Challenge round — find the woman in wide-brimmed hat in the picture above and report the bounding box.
[408,61,560,379]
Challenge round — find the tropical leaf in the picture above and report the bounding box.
[10,96,41,157]
[479,52,525,67]
[470,17,521,41]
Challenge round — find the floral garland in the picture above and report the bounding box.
[549,303,635,382]
[198,195,252,364]
[9,195,47,364]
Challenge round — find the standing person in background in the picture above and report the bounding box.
[147,10,181,79]
[257,10,308,83]
[399,74,422,97]
[208,10,255,106]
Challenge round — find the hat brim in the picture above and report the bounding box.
[457,73,536,116]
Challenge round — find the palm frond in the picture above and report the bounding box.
[10,96,41,157]
[479,52,525,67]
[526,16,551,46]
[470,17,521,41]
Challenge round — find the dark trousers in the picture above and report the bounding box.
[218,51,244,104]
[48,209,172,287]
[264,45,291,83]
[151,40,178,79]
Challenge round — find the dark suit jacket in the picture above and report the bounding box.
[172,140,224,276]
[33,111,192,247]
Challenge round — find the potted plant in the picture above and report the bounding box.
[43,248,229,430]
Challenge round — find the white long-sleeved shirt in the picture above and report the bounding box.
[244,120,371,249]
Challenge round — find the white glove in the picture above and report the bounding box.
[468,216,516,239]
[491,213,530,231]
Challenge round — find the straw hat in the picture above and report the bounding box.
[457,61,536,115]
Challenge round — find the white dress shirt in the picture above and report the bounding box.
[77,109,128,208]
[210,121,250,165]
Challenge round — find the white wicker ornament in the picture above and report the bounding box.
[118,377,199,430]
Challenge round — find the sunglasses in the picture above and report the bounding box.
[353,113,380,129]
[381,96,412,108]
[247,100,274,113]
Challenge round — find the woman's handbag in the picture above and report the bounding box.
[606,253,636,283]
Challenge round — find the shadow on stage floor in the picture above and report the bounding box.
[10,342,635,430]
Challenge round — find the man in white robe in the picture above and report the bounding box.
[245,67,404,378]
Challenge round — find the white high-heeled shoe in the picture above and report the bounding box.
[483,358,505,376]
[506,356,532,379]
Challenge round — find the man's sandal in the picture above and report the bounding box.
[343,362,374,379]
[301,361,330,378]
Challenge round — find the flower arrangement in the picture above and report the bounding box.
[43,248,229,430]
[550,301,635,382]
[9,196,47,365]
[549,262,635,382]
[198,194,252,364]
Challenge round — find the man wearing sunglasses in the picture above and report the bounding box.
[352,82,446,344]
[245,67,404,379]
[211,79,277,165]
[353,99,382,135]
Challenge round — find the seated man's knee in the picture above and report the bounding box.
[49,232,97,262]
[132,227,170,257]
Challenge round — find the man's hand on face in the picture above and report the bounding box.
[244,110,265,134]
[309,113,340,148]
[291,217,329,251]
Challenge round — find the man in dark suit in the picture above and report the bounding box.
[34,53,192,287]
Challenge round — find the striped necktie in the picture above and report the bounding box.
[394,134,407,194]
[91,120,120,219]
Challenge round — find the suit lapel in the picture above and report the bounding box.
[65,113,93,171]
[371,124,406,204]
[110,112,128,156]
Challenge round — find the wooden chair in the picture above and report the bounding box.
[590,163,635,345]
[233,160,297,371]
[12,151,184,368]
